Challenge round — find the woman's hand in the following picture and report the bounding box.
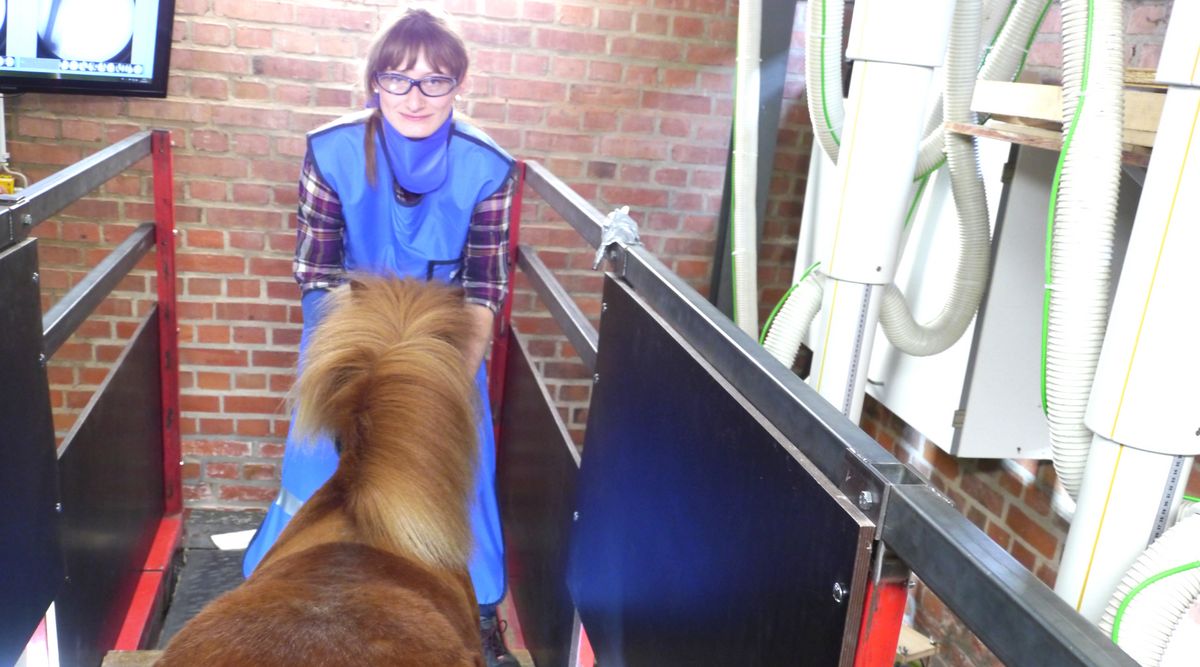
[463,303,495,373]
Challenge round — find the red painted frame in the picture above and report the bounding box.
[153,130,182,516]
[112,516,182,650]
[852,576,909,667]
[110,130,185,652]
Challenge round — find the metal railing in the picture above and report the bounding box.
[509,159,1136,667]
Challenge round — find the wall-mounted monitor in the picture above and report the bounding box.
[0,0,176,98]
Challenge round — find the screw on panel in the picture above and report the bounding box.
[573,512,580,522]
[832,582,847,604]
[38,353,46,368]
[593,373,600,384]
[31,272,39,284]
[21,214,32,227]
[601,302,608,313]
[857,490,875,511]
[55,503,63,513]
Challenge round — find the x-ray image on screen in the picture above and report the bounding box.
[37,0,134,64]
[0,0,172,97]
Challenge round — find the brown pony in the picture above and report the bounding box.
[158,277,485,667]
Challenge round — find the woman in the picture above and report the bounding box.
[242,9,518,666]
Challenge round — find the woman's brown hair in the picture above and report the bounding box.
[363,8,469,186]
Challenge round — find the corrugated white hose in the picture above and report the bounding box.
[806,0,845,163]
[731,0,762,336]
[763,277,825,368]
[1099,514,1200,666]
[1045,0,1124,498]
[879,0,991,356]
[914,0,1050,179]
[914,0,1014,146]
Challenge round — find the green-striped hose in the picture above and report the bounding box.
[1041,0,1096,414]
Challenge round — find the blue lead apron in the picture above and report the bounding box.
[242,113,513,606]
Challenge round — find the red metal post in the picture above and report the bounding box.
[853,576,909,667]
[488,160,526,439]
[152,130,182,515]
[573,623,596,667]
[113,515,183,649]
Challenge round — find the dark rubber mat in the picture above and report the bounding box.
[182,508,264,549]
[156,510,264,648]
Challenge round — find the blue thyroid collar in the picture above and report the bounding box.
[378,113,452,195]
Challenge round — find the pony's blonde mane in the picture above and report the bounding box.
[292,277,478,568]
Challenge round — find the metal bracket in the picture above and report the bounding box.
[592,206,641,277]
[870,537,911,585]
[839,450,888,527]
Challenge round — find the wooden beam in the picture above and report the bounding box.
[945,120,1152,167]
[970,80,1166,134]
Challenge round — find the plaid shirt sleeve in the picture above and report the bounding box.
[293,151,348,292]
[461,172,515,313]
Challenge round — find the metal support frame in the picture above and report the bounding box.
[511,159,1137,666]
[0,129,183,659]
[42,223,156,358]
[515,244,599,372]
[0,132,153,253]
[152,131,182,515]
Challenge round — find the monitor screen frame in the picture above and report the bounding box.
[0,0,177,98]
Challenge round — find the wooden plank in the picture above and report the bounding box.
[945,120,1152,168]
[102,651,163,667]
[895,625,938,661]
[104,647,534,665]
[970,80,1166,133]
[1125,67,1168,90]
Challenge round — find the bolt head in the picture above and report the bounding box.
[857,490,875,510]
[832,582,847,603]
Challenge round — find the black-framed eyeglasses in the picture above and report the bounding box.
[374,72,458,97]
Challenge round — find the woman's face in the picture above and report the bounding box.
[375,51,461,139]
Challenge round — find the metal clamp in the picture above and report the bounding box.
[592,205,642,273]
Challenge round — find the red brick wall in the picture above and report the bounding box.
[10,0,805,505]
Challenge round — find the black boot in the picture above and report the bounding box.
[480,607,519,667]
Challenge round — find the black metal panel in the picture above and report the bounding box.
[0,239,63,666]
[883,486,1138,667]
[43,222,156,359]
[524,159,913,521]
[620,244,915,521]
[56,310,164,667]
[497,329,581,667]
[568,277,872,667]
